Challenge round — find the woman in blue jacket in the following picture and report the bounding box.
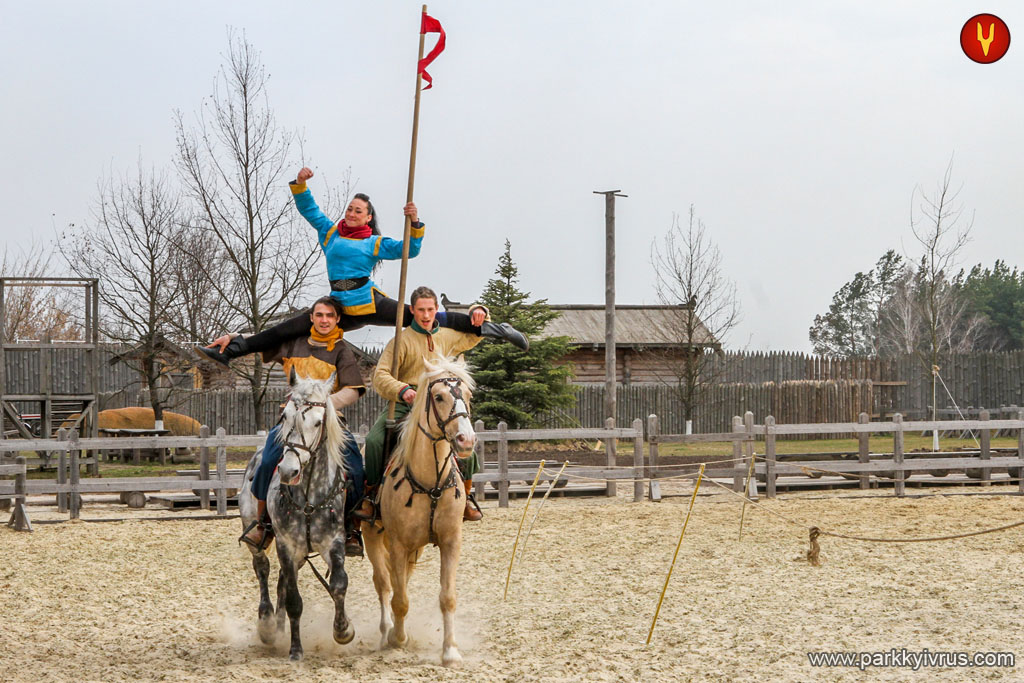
[197,167,527,365]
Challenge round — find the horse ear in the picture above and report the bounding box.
[326,371,337,390]
[288,366,297,386]
[456,354,466,365]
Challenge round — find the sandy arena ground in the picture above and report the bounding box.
[4,482,1024,682]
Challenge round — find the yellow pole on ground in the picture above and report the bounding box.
[503,459,546,601]
[517,460,570,563]
[646,464,704,646]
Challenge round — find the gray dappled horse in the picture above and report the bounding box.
[238,372,355,660]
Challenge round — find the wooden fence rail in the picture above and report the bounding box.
[1,457,31,531]
[648,410,1024,500]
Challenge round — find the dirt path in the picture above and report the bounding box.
[3,483,1024,681]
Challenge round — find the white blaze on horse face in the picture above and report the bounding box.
[278,449,303,486]
[447,395,475,451]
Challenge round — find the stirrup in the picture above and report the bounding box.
[238,519,274,551]
[351,497,379,523]
[464,491,483,520]
[345,528,364,558]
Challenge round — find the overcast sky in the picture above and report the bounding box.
[1,1,1020,351]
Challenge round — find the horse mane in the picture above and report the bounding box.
[391,355,475,471]
[278,374,348,472]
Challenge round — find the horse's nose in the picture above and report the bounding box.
[278,464,300,486]
[456,431,476,450]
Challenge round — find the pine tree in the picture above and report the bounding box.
[468,240,576,428]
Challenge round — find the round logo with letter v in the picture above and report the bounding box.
[961,14,1010,63]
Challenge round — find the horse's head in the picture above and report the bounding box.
[276,371,345,487]
[415,355,476,451]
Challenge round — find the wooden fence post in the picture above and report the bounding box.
[1017,408,1024,495]
[605,416,616,498]
[647,414,661,502]
[632,418,644,502]
[10,456,31,531]
[497,422,509,509]
[732,416,744,492]
[56,428,68,513]
[743,411,757,500]
[893,414,904,498]
[69,429,81,519]
[765,415,776,499]
[473,419,485,501]
[198,425,210,511]
[857,412,870,490]
[215,427,227,516]
[979,408,991,484]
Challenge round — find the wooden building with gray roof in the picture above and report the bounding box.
[443,298,719,386]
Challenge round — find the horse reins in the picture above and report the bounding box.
[392,376,470,545]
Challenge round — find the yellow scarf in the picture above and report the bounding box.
[309,325,343,351]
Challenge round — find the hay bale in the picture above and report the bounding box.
[63,408,201,436]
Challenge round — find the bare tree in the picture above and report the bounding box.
[906,158,977,444]
[174,32,320,429]
[60,163,184,423]
[0,242,79,341]
[651,206,741,426]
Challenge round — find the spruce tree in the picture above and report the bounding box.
[469,240,576,428]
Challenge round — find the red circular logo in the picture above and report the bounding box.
[961,14,1010,63]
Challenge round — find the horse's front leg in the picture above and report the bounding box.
[386,540,412,648]
[327,539,355,644]
[438,536,463,667]
[363,525,394,649]
[276,545,304,660]
[251,552,276,644]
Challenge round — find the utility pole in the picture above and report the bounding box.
[594,189,627,496]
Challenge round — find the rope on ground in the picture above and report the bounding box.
[646,464,704,647]
[503,460,545,602]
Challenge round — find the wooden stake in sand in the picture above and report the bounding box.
[503,460,546,601]
[737,451,757,540]
[517,460,570,563]
[646,464,704,646]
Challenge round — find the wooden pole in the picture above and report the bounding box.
[386,5,430,424]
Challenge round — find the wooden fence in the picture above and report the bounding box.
[3,411,1024,527]
[0,458,31,531]
[647,409,1024,500]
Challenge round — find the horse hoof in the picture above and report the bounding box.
[334,621,355,645]
[257,617,277,645]
[442,647,463,668]
[387,628,407,649]
[289,649,303,662]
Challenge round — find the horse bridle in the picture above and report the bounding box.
[418,376,471,446]
[282,398,329,460]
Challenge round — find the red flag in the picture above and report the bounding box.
[418,11,446,90]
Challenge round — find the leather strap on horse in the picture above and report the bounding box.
[391,454,462,546]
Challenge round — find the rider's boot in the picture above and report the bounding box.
[463,480,482,522]
[194,335,250,368]
[353,484,378,522]
[480,321,529,351]
[242,499,273,549]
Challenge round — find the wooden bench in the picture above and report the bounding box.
[0,458,32,531]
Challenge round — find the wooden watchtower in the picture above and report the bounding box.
[0,277,100,441]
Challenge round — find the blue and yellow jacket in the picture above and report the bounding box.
[290,182,425,315]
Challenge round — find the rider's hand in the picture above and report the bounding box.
[403,202,418,224]
[469,307,486,327]
[402,389,417,404]
[206,333,235,353]
[296,167,313,184]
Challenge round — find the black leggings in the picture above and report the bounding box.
[243,292,480,355]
